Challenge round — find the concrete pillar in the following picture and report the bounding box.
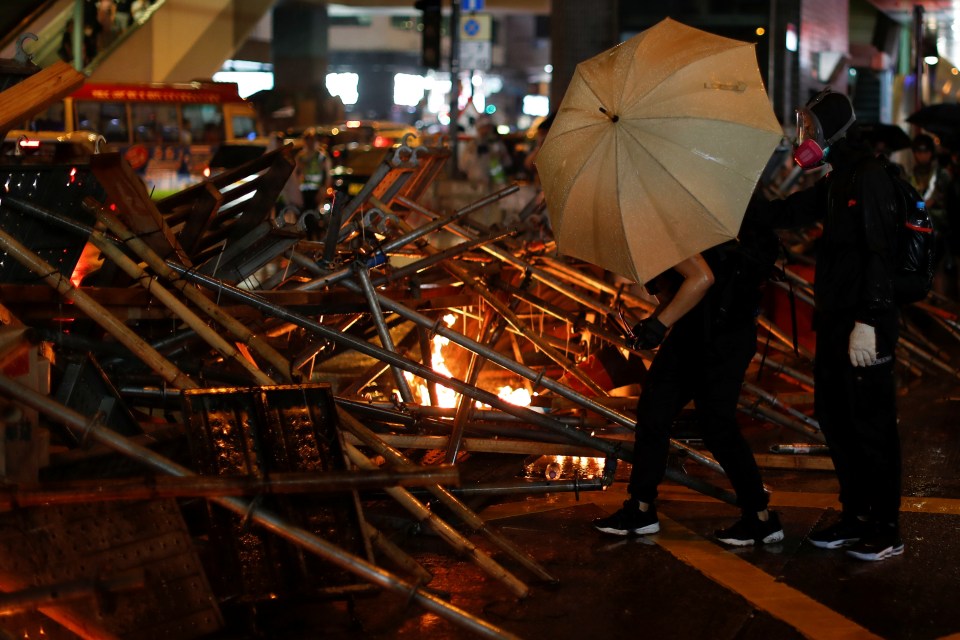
[549,0,620,110]
[271,0,339,128]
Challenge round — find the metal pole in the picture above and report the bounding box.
[0,375,522,640]
[0,227,198,390]
[72,0,84,71]
[296,185,518,292]
[354,264,416,402]
[339,408,558,583]
[343,442,530,599]
[0,468,460,508]
[448,0,462,177]
[162,262,624,457]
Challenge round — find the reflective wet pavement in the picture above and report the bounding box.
[244,371,960,640]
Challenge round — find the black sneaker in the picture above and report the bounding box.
[808,515,871,549]
[593,504,660,536]
[846,525,904,561]
[715,511,784,546]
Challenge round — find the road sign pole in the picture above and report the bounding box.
[448,0,461,176]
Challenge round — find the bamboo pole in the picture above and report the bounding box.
[339,408,558,584]
[898,335,960,381]
[741,381,822,436]
[534,255,657,314]
[86,200,294,383]
[81,224,276,386]
[0,226,198,390]
[0,467,460,509]
[160,261,625,457]
[343,441,530,599]
[362,521,433,585]
[737,397,824,442]
[0,375,522,640]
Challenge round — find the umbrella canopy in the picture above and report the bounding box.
[858,122,911,153]
[536,18,783,284]
[907,103,960,138]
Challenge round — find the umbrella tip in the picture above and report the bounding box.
[599,107,620,123]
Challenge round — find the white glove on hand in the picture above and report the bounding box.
[848,321,877,367]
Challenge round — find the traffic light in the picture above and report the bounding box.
[415,0,442,69]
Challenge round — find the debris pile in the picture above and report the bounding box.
[2,61,960,639]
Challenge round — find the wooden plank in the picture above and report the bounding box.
[90,154,191,267]
[0,60,85,135]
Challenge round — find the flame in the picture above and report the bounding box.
[69,241,103,287]
[405,314,459,407]
[404,314,535,410]
[541,453,606,480]
[496,385,532,406]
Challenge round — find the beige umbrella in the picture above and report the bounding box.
[536,18,783,284]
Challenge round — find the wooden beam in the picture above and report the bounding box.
[0,60,85,135]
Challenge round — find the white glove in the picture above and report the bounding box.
[848,322,877,367]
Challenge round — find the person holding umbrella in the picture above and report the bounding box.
[750,89,905,561]
[593,213,783,545]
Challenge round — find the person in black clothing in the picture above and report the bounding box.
[749,89,904,561]
[593,214,783,546]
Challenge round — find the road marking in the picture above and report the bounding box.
[655,514,883,640]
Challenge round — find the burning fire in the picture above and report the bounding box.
[404,314,604,482]
[405,313,533,409]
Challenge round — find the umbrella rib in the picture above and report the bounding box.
[624,41,753,114]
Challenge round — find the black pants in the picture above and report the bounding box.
[628,320,768,513]
[814,312,901,525]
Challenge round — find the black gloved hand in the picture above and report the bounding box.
[627,317,668,350]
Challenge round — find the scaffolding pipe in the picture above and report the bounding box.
[161,261,626,458]
[343,442,530,599]
[0,375,522,640]
[0,226,198,390]
[354,264,415,402]
[741,381,822,435]
[0,468,460,509]
[339,408,558,583]
[297,185,519,292]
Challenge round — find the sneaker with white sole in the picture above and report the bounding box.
[846,524,904,561]
[715,511,784,546]
[593,503,660,536]
[808,515,872,549]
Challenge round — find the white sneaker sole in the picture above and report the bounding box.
[846,544,904,561]
[593,522,660,536]
[808,537,860,550]
[633,522,660,535]
[717,529,784,546]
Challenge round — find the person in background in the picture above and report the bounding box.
[908,133,953,298]
[460,115,512,192]
[593,213,783,546]
[131,0,149,21]
[294,128,332,213]
[95,0,117,50]
[750,89,904,562]
[114,0,132,31]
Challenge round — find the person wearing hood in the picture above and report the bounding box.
[749,89,904,561]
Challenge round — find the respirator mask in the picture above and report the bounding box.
[793,90,857,170]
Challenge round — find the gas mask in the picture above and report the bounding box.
[793,90,856,170]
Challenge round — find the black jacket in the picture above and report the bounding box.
[751,140,899,325]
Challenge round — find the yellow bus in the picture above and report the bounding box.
[23,80,260,196]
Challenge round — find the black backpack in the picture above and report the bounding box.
[881,160,936,304]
